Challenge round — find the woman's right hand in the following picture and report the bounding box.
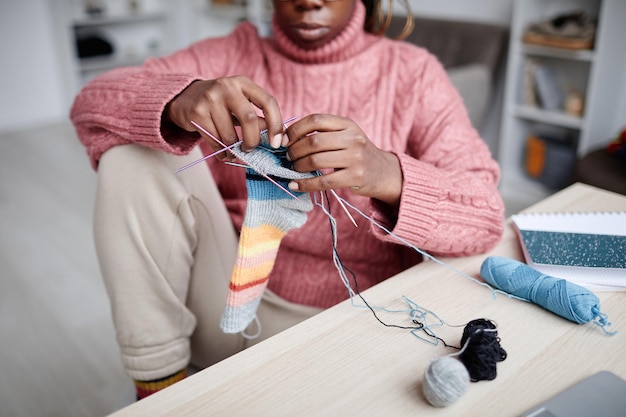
[165,76,285,158]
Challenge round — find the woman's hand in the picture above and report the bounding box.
[285,114,403,207]
[165,76,285,158]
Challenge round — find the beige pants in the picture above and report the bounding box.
[94,144,321,381]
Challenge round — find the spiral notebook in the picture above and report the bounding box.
[511,211,626,291]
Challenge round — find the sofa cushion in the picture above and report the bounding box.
[446,63,491,128]
[386,16,508,74]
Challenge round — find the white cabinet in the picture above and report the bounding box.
[51,0,180,99]
[51,0,269,109]
[498,0,626,212]
[180,0,271,41]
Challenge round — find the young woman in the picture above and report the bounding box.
[71,0,505,399]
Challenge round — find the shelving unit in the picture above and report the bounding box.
[73,12,169,71]
[51,0,180,107]
[181,0,271,41]
[498,0,626,212]
[51,0,269,109]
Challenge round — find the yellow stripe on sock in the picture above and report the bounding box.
[230,224,287,288]
[239,224,286,245]
[134,369,186,393]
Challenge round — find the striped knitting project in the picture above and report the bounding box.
[220,133,316,333]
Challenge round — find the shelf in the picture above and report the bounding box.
[514,105,583,129]
[499,0,626,210]
[521,43,595,62]
[76,52,164,72]
[72,12,167,28]
[53,0,267,111]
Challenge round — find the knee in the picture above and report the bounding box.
[98,144,170,191]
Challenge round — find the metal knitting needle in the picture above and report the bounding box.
[241,158,301,200]
[180,116,300,172]
[329,189,358,228]
[224,162,300,200]
[192,115,298,148]
[223,161,249,169]
[189,119,301,200]
[190,120,233,149]
[175,141,240,173]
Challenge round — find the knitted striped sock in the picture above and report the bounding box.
[134,369,186,400]
[220,134,315,333]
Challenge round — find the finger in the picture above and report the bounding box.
[225,77,283,150]
[291,149,348,173]
[288,170,357,193]
[231,108,262,152]
[288,131,349,165]
[210,108,240,146]
[285,114,341,145]
[244,86,283,148]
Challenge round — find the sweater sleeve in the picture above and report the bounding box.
[370,55,504,256]
[70,23,260,170]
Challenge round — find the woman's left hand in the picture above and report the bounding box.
[284,114,402,207]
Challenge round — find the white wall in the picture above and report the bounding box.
[0,0,67,134]
[618,57,626,133]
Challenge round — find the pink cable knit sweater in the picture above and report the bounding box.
[71,2,504,308]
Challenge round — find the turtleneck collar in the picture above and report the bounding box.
[270,0,373,64]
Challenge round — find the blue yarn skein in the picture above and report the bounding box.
[480,256,615,334]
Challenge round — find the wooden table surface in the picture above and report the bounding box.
[109,183,626,416]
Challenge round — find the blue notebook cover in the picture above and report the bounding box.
[511,212,626,290]
[519,230,626,268]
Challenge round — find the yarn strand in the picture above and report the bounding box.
[322,194,522,301]
[316,191,460,348]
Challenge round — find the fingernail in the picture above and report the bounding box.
[288,181,299,191]
[271,134,282,149]
[281,133,289,147]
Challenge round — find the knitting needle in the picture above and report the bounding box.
[225,161,301,201]
[192,115,298,148]
[241,158,301,200]
[227,161,355,223]
[220,125,359,225]
[224,161,249,169]
[190,119,300,200]
[180,116,300,172]
[190,120,232,149]
[175,141,240,173]
[183,119,359,223]
[329,190,358,228]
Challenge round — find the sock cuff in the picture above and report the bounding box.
[134,368,186,400]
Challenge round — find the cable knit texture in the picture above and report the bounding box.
[70,1,504,308]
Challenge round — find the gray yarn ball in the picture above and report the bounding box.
[423,356,470,407]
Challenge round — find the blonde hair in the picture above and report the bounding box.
[363,0,414,40]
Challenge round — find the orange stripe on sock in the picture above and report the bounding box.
[229,276,269,292]
[226,283,268,307]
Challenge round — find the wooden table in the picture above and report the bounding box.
[109,183,626,416]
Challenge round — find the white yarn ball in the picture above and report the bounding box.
[423,356,470,407]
